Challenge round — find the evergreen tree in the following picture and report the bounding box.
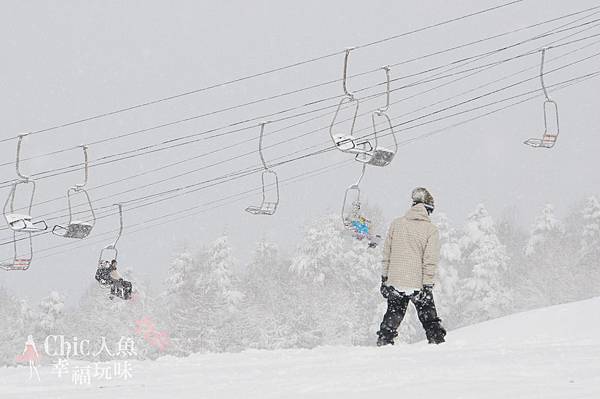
[457,204,511,324]
[0,286,27,366]
[38,291,65,334]
[576,196,600,295]
[434,213,462,330]
[290,214,380,346]
[165,236,243,354]
[523,204,574,306]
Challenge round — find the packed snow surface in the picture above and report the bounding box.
[1,297,599,399]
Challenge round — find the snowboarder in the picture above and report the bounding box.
[108,260,133,300]
[377,187,446,345]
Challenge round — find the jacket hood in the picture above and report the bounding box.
[405,203,431,221]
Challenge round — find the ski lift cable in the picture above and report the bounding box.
[2,66,598,255]
[395,69,600,148]
[5,67,598,264]
[0,0,526,145]
[2,38,596,238]
[4,24,598,191]
[367,67,600,149]
[2,36,589,234]
[0,5,596,168]
[3,59,598,248]
[2,18,596,189]
[0,54,502,222]
[2,29,598,231]
[1,158,356,264]
[339,37,600,147]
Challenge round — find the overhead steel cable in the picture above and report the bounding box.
[2,35,598,235]
[3,9,599,170]
[4,66,598,264]
[4,24,600,192]
[0,159,356,264]
[0,0,525,145]
[2,31,599,235]
[2,59,599,247]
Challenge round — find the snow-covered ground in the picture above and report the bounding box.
[1,297,599,399]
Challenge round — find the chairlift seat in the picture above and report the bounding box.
[245,202,277,216]
[333,135,374,155]
[4,213,48,232]
[52,221,93,239]
[524,134,557,149]
[0,258,31,271]
[357,146,396,167]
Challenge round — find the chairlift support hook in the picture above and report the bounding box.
[377,65,391,115]
[15,134,30,181]
[342,47,356,100]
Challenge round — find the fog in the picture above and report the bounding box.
[0,0,598,306]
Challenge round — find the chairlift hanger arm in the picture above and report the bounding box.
[15,134,30,181]
[343,47,356,99]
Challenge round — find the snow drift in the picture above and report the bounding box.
[1,297,599,399]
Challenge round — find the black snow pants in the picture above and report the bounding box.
[111,279,133,300]
[377,287,446,345]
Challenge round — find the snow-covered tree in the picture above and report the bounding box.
[0,286,27,366]
[581,196,600,255]
[433,213,462,330]
[457,204,511,324]
[290,214,380,346]
[523,204,575,306]
[239,239,295,349]
[165,236,243,354]
[38,291,65,334]
[525,204,564,256]
[576,196,600,296]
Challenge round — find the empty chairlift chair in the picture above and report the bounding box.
[3,134,48,233]
[524,47,560,149]
[0,232,33,271]
[329,48,374,156]
[355,66,398,167]
[53,145,96,239]
[245,122,280,215]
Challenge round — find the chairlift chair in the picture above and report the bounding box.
[53,145,96,239]
[245,122,280,215]
[96,204,123,287]
[524,99,559,149]
[329,48,375,156]
[0,232,33,271]
[524,47,560,149]
[355,66,398,167]
[3,134,48,233]
[341,163,366,228]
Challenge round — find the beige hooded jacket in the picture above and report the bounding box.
[381,203,440,289]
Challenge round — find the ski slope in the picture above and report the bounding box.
[1,297,599,399]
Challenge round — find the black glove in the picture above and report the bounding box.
[380,276,389,298]
[418,284,434,302]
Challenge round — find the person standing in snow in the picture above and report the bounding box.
[377,187,446,345]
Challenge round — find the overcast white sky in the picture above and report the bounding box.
[0,0,598,305]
